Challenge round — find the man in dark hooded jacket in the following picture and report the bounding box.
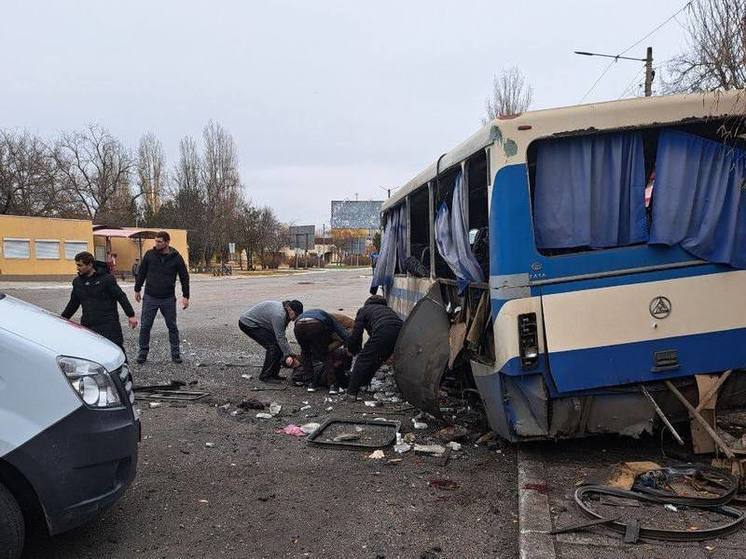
[62,251,138,356]
[346,295,403,399]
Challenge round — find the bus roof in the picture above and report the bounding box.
[383,90,746,211]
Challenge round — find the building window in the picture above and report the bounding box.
[3,238,30,259]
[64,241,89,260]
[35,240,61,260]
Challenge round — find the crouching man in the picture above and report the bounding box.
[239,300,303,383]
[346,295,403,400]
[293,309,353,394]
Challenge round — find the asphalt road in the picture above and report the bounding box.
[4,268,519,559]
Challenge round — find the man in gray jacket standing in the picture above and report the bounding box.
[239,300,303,383]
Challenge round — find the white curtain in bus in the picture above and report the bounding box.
[533,131,648,249]
[435,171,485,293]
[370,204,405,290]
[650,130,746,268]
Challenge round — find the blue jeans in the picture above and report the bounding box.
[138,294,180,358]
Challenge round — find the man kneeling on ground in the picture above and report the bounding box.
[346,295,403,400]
[239,300,303,383]
[293,309,353,394]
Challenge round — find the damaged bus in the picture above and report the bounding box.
[373,91,746,443]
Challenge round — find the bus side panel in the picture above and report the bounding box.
[541,270,746,393]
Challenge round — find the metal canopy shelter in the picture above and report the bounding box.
[92,227,160,260]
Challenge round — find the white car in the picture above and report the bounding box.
[0,292,139,558]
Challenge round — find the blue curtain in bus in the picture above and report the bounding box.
[396,204,407,273]
[435,170,485,293]
[370,204,406,290]
[649,130,746,268]
[534,131,648,249]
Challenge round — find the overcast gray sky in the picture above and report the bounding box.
[0,0,689,227]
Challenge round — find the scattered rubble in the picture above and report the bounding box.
[412,418,428,430]
[414,444,446,457]
[238,399,265,411]
[368,450,385,460]
[300,423,320,435]
[256,412,273,419]
[269,402,282,416]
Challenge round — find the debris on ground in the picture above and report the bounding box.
[269,402,282,416]
[256,412,273,419]
[563,463,745,543]
[475,432,496,445]
[241,374,252,380]
[205,442,215,448]
[277,424,306,437]
[447,441,462,452]
[603,461,663,490]
[307,418,400,449]
[368,450,385,459]
[394,443,412,454]
[239,399,265,410]
[414,444,446,457]
[300,422,320,434]
[412,418,428,430]
[149,402,162,409]
[435,425,469,442]
[429,479,460,491]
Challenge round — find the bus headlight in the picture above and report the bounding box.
[57,356,122,408]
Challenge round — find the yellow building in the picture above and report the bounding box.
[0,215,94,280]
[0,215,188,280]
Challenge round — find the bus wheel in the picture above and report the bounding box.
[0,481,24,559]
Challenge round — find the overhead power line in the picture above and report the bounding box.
[578,0,696,102]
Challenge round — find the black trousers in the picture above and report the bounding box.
[348,323,401,393]
[239,321,282,378]
[294,320,337,386]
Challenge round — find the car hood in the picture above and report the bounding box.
[0,294,125,372]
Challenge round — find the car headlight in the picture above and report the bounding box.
[57,356,122,408]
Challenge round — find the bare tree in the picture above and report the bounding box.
[0,130,77,217]
[53,124,136,223]
[483,67,533,123]
[137,132,166,221]
[200,121,242,263]
[666,0,746,92]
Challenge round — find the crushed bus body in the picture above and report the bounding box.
[375,91,746,443]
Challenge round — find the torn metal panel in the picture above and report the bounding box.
[393,284,449,418]
[471,362,513,441]
[584,393,655,437]
[503,375,549,437]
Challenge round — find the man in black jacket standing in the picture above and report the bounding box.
[346,295,403,400]
[134,231,190,364]
[62,251,138,356]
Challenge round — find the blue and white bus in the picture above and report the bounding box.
[374,91,746,442]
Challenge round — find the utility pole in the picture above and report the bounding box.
[575,47,654,97]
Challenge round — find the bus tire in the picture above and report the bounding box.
[0,481,24,559]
